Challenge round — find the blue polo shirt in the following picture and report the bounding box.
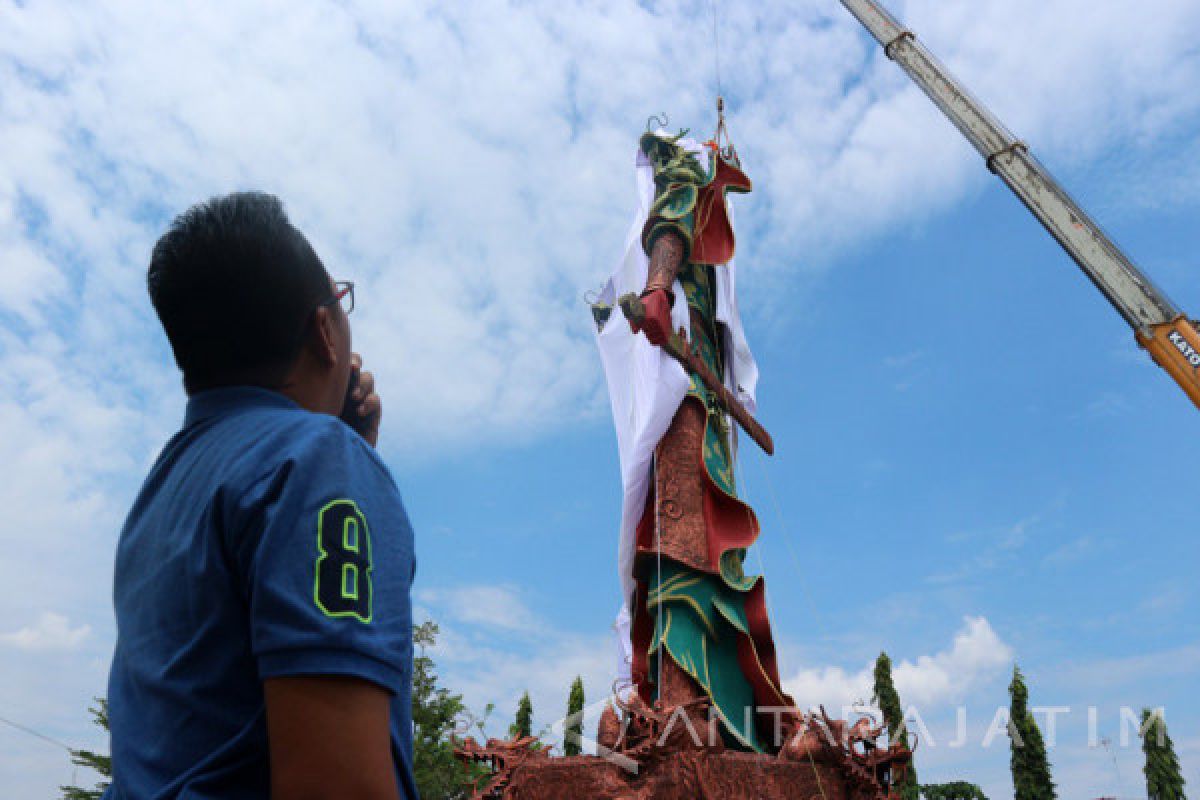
[104,387,417,799]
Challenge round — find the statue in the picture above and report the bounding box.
[453,115,912,800]
[593,123,796,753]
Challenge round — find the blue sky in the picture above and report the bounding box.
[402,169,1200,798]
[1,1,1198,798]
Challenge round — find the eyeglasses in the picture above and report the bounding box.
[289,280,355,354]
[321,280,355,315]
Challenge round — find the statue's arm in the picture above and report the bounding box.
[629,232,684,347]
[643,230,685,300]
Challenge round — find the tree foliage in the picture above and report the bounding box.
[413,620,477,799]
[874,652,918,800]
[1008,666,1056,800]
[59,698,111,800]
[1141,708,1187,800]
[921,781,989,800]
[564,676,585,756]
[509,691,533,740]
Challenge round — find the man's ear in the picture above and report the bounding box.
[310,306,338,368]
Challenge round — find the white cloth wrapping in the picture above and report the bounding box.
[593,135,759,687]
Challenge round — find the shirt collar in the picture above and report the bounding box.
[183,386,299,428]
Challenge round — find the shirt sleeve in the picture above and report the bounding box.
[228,417,415,694]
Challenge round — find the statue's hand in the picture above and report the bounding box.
[630,288,673,347]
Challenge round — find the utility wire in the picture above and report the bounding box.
[0,712,75,752]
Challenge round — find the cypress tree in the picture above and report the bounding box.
[874,652,919,800]
[1008,666,1056,800]
[1141,708,1186,800]
[564,676,585,756]
[510,691,533,739]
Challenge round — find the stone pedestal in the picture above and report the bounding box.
[455,698,909,799]
[496,751,869,800]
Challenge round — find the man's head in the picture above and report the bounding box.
[148,191,353,411]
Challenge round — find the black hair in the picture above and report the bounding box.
[147,191,331,394]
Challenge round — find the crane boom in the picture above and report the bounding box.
[840,0,1200,409]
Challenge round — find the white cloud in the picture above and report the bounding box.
[1041,535,1100,567]
[1058,642,1200,692]
[1,0,1198,451]
[1139,585,1187,614]
[417,583,613,746]
[784,616,1013,711]
[0,612,91,652]
[416,584,542,633]
[892,617,1014,707]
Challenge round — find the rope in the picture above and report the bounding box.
[708,0,735,160]
[733,459,773,618]
[805,744,833,800]
[733,458,831,800]
[754,455,829,637]
[653,459,664,700]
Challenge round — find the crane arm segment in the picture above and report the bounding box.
[840,0,1200,408]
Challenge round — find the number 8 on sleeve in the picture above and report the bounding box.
[314,499,373,623]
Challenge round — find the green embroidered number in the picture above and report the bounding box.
[314,499,373,623]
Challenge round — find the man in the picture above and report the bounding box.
[103,192,417,799]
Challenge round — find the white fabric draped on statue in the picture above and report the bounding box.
[592,133,759,689]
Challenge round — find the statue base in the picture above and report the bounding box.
[483,750,880,800]
[456,695,909,800]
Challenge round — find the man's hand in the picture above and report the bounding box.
[341,353,383,447]
[265,676,399,800]
[629,289,673,347]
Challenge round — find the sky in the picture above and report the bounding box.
[1,0,1198,798]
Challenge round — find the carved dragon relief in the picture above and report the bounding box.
[454,700,912,800]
